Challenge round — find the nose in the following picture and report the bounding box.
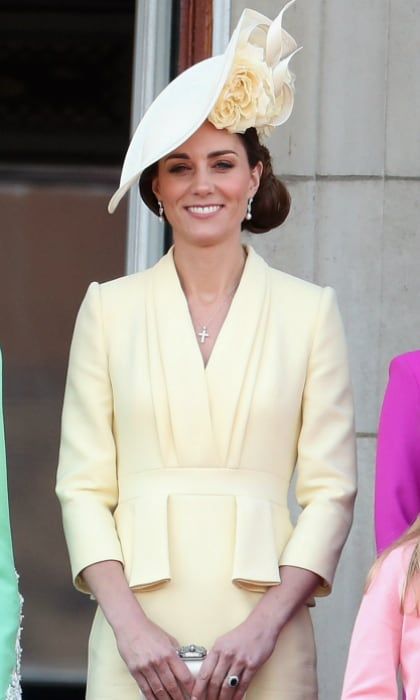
[191,165,214,196]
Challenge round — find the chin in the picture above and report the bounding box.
[192,231,235,248]
[177,222,240,247]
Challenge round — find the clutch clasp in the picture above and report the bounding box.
[177,644,207,660]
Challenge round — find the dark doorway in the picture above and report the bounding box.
[22,682,85,699]
[1,0,135,166]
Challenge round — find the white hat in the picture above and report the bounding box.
[108,0,300,214]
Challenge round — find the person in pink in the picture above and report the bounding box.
[375,351,420,553]
[341,518,420,699]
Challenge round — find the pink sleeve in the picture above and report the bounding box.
[341,548,403,699]
[375,355,420,553]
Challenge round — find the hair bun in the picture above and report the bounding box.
[240,128,291,234]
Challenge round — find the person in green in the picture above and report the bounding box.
[0,350,22,700]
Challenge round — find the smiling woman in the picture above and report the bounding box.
[151,123,262,246]
[140,123,290,235]
[56,4,357,699]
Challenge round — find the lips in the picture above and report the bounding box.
[186,205,223,215]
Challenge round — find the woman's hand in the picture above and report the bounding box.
[115,615,195,700]
[191,566,321,700]
[81,561,194,700]
[191,614,278,700]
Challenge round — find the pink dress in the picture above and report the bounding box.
[341,543,420,699]
[375,351,420,553]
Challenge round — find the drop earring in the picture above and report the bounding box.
[246,197,253,221]
[158,200,164,222]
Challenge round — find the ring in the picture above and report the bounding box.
[227,675,240,688]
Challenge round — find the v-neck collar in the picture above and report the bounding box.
[146,245,270,467]
[205,247,270,464]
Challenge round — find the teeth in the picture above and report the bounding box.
[188,205,221,214]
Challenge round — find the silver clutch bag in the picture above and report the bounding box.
[177,644,207,677]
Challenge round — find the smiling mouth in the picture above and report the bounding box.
[186,205,223,216]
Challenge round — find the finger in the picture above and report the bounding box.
[191,651,219,700]
[231,668,254,700]
[135,671,155,700]
[206,655,233,700]
[168,656,195,696]
[143,666,171,700]
[158,661,186,700]
[218,670,242,700]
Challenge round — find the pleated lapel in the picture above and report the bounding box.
[147,249,219,467]
[206,246,270,466]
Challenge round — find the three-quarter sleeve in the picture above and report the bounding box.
[0,351,21,699]
[56,282,123,593]
[341,547,404,698]
[375,354,420,553]
[279,287,357,593]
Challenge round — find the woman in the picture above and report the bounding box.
[374,351,420,700]
[0,350,22,700]
[341,518,420,698]
[56,4,357,699]
[375,351,420,553]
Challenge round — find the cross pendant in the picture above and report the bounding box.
[198,326,209,344]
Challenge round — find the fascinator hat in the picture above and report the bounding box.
[108,0,300,214]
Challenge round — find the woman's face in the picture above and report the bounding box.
[152,121,262,247]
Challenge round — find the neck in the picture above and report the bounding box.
[173,237,247,304]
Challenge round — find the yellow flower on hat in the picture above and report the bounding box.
[209,0,300,137]
[209,45,275,134]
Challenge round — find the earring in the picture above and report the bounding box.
[246,197,253,221]
[158,200,164,222]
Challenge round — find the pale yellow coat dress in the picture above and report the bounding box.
[56,245,357,699]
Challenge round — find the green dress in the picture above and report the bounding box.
[0,351,21,700]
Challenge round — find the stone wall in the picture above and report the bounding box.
[233,0,420,696]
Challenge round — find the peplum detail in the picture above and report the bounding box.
[115,468,291,592]
[114,490,170,591]
[233,496,286,591]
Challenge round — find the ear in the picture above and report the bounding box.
[249,161,263,197]
[152,175,161,201]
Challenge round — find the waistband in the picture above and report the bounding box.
[117,467,288,506]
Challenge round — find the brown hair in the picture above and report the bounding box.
[237,127,290,233]
[139,126,290,234]
[367,516,420,613]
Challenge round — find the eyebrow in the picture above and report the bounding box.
[164,149,239,161]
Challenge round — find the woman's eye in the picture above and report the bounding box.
[215,161,234,170]
[168,164,190,173]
